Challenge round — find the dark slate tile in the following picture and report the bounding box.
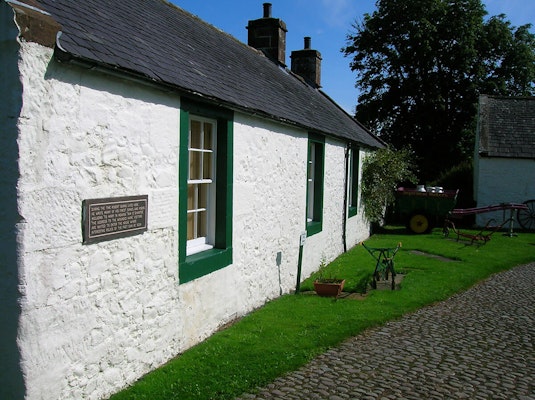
[480,96,535,159]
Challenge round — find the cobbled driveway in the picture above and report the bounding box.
[236,263,535,400]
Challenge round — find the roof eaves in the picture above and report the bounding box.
[52,45,316,132]
[55,41,383,149]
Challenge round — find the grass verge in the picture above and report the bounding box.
[110,227,535,400]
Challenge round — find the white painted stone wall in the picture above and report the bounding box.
[233,114,307,299]
[475,157,535,227]
[9,30,372,400]
[15,40,183,400]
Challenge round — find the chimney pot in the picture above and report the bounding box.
[263,3,272,18]
[291,37,322,88]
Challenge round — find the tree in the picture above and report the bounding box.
[478,15,535,95]
[343,0,535,183]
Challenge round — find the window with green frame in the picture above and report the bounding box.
[348,146,360,218]
[306,133,325,236]
[179,99,233,284]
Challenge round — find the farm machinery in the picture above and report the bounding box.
[392,186,534,240]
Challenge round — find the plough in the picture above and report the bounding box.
[443,203,529,244]
[362,241,402,290]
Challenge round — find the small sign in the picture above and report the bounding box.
[82,195,148,244]
[300,232,307,246]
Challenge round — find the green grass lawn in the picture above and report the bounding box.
[110,226,535,400]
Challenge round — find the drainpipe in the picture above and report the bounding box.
[295,232,306,294]
[342,143,350,253]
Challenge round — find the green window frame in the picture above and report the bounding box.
[179,99,233,283]
[348,146,360,218]
[306,133,325,236]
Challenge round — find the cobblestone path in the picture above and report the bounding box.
[236,263,535,400]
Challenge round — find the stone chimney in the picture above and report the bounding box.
[247,3,288,66]
[291,37,322,88]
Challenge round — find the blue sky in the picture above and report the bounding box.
[172,1,534,114]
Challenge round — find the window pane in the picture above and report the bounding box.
[198,183,208,210]
[188,184,196,211]
[187,213,194,240]
[198,210,207,238]
[189,151,201,180]
[204,122,213,150]
[203,152,212,180]
[190,120,201,149]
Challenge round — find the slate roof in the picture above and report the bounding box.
[478,95,535,159]
[14,0,383,148]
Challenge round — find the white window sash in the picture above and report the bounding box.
[187,116,217,253]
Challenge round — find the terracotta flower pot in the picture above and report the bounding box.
[314,279,345,297]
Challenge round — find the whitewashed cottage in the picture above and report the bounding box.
[473,95,535,228]
[0,0,384,399]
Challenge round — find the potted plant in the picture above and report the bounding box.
[313,257,345,298]
[313,276,346,298]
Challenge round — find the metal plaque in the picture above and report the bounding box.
[82,195,148,244]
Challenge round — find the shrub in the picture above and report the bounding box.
[361,146,417,223]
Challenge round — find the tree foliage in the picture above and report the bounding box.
[343,0,535,182]
[361,146,417,223]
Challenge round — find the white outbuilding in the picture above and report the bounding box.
[473,95,535,229]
